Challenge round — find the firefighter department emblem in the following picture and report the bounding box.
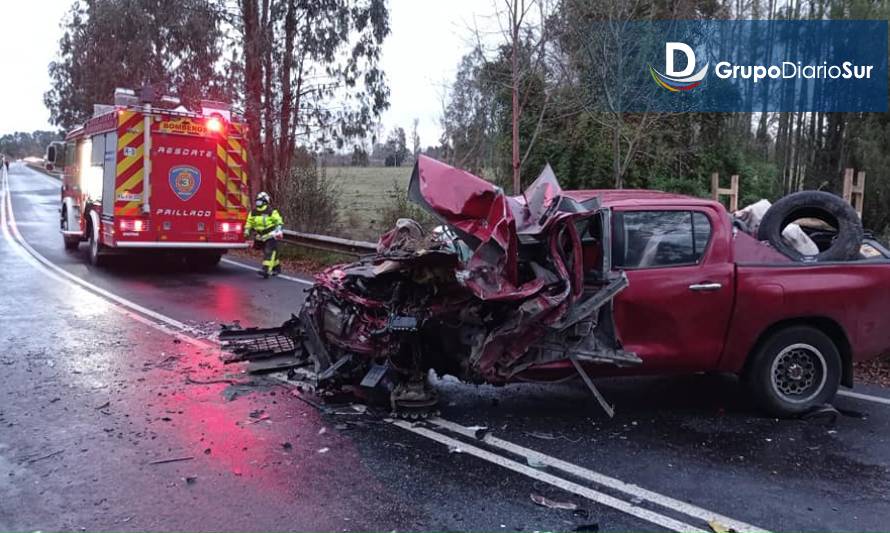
[169,165,201,201]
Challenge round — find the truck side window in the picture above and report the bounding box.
[613,211,712,268]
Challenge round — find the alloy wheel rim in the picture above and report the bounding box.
[770,343,827,404]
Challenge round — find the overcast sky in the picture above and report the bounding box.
[0,0,496,148]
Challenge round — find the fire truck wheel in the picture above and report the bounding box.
[88,224,106,267]
[62,213,80,251]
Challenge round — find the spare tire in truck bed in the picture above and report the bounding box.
[757,190,863,261]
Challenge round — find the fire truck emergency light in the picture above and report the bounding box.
[206,116,224,133]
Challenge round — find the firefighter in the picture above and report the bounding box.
[243,191,284,278]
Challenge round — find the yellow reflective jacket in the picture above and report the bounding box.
[244,207,283,240]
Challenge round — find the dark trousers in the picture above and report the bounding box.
[260,238,280,273]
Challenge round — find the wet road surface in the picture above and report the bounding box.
[2,163,890,531]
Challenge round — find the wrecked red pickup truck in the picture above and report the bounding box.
[222,156,890,418]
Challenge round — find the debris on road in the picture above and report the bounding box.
[185,375,243,386]
[708,519,735,533]
[149,456,195,465]
[801,404,841,424]
[27,449,64,464]
[530,493,579,511]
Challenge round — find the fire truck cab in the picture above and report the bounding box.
[45,87,250,267]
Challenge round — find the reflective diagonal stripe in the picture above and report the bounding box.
[116,167,144,197]
[116,144,144,180]
[116,201,140,216]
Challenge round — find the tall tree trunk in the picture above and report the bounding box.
[613,114,622,189]
[241,0,263,197]
[277,0,297,181]
[510,0,521,194]
[260,0,274,193]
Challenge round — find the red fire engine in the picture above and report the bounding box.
[45,87,250,267]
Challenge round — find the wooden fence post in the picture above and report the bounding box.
[711,172,739,212]
[842,168,865,218]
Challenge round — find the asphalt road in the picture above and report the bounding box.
[2,162,890,532]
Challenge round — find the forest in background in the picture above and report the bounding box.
[40,0,890,237]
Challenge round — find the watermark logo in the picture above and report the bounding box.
[649,42,708,92]
[603,20,888,111]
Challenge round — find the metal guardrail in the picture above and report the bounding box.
[25,161,62,179]
[281,229,376,256]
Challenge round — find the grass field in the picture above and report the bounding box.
[326,165,413,240]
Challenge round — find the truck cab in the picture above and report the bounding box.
[569,189,890,416]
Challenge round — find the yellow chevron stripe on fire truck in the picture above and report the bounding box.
[115,144,144,177]
[215,170,242,205]
[116,167,144,197]
[118,201,140,216]
[228,137,244,158]
[216,167,228,209]
[117,123,145,150]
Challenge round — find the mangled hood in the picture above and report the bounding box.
[407,156,596,297]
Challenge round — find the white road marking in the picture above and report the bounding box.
[221,257,312,285]
[1,172,214,351]
[837,389,890,406]
[429,418,768,532]
[391,419,705,532]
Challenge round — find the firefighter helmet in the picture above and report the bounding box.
[255,191,271,209]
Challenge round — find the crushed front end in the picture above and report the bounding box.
[221,157,640,415]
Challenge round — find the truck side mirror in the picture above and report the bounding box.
[46,145,57,164]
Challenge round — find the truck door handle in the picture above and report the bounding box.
[688,282,722,292]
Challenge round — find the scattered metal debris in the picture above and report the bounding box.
[148,456,194,465]
[530,493,578,511]
[27,449,64,464]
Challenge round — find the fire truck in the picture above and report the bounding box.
[44,87,250,267]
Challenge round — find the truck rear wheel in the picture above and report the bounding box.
[747,325,841,417]
[61,212,79,251]
[88,223,106,267]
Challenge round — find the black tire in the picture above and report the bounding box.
[747,325,841,417]
[61,213,80,251]
[757,191,862,261]
[88,223,106,267]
